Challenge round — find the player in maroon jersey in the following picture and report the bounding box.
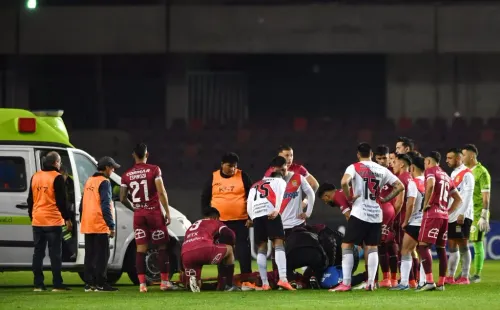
[374,145,400,288]
[181,207,240,292]
[120,143,172,293]
[317,183,351,220]
[418,151,463,291]
[395,137,415,155]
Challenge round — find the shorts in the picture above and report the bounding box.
[418,217,448,247]
[381,223,395,244]
[448,218,472,240]
[343,216,382,246]
[404,225,420,242]
[253,215,285,244]
[133,212,169,245]
[181,245,228,280]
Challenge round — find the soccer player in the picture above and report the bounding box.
[389,154,423,290]
[462,144,491,283]
[181,207,240,292]
[331,143,404,292]
[417,151,462,291]
[120,143,173,292]
[395,136,415,154]
[444,148,474,285]
[247,163,295,291]
[389,150,396,169]
[317,182,351,220]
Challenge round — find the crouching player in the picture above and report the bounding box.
[248,166,295,291]
[181,207,240,292]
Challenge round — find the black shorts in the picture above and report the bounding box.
[448,219,473,240]
[343,216,382,246]
[253,215,285,244]
[404,225,420,242]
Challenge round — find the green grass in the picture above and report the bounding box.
[1,261,499,309]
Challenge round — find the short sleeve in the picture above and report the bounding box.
[383,168,398,187]
[344,164,355,178]
[407,180,418,198]
[425,168,435,180]
[155,166,162,180]
[298,165,310,177]
[479,169,491,193]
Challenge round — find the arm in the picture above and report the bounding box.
[99,180,115,230]
[241,171,253,199]
[305,174,319,193]
[200,175,214,213]
[341,174,353,201]
[247,188,254,219]
[219,225,236,246]
[448,190,462,215]
[301,178,316,217]
[423,177,435,211]
[380,179,404,203]
[273,180,285,214]
[27,176,34,221]
[344,210,351,221]
[403,197,415,225]
[155,177,170,221]
[54,175,70,221]
[456,174,474,220]
[119,185,134,209]
[393,190,405,214]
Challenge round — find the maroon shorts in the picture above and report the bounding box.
[133,211,169,245]
[181,245,228,280]
[418,217,448,247]
[381,223,395,243]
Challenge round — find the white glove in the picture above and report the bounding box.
[478,209,490,232]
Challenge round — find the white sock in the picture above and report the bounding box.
[367,249,378,287]
[257,252,269,286]
[447,248,460,277]
[400,254,412,286]
[275,246,287,282]
[341,248,354,286]
[419,263,426,286]
[460,246,472,278]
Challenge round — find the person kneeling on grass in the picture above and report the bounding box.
[181,207,241,292]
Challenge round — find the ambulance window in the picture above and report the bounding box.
[73,153,97,192]
[37,150,73,177]
[0,157,27,192]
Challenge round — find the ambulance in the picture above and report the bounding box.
[0,109,191,285]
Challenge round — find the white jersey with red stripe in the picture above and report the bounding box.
[279,172,315,229]
[408,175,425,226]
[247,177,286,220]
[344,160,399,223]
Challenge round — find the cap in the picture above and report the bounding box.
[97,156,120,169]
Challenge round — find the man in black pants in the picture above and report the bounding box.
[80,157,120,292]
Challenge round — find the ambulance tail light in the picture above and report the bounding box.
[18,118,37,133]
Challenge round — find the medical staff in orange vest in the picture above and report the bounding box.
[80,156,119,292]
[201,152,253,276]
[27,151,72,292]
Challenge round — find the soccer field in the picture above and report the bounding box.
[1,261,499,310]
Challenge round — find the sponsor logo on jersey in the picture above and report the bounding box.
[284,191,299,199]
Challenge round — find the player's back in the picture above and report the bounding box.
[182,219,224,253]
[264,163,308,178]
[122,163,161,211]
[425,166,454,218]
[248,177,286,220]
[348,161,393,207]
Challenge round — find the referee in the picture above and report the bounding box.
[201,152,253,275]
[80,157,120,292]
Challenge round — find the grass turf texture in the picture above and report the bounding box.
[1,261,499,309]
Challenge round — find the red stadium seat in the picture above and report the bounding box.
[293,117,308,132]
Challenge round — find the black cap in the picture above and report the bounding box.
[97,156,120,170]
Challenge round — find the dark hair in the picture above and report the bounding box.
[374,144,390,156]
[397,136,415,152]
[44,151,60,167]
[390,149,396,155]
[133,143,148,159]
[357,142,372,158]
[412,156,425,171]
[463,144,479,156]
[221,152,239,164]
[269,156,287,168]
[396,153,412,167]
[202,207,220,218]
[317,183,336,198]
[447,148,462,156]
[427,151,441,164]
[270,171,283,178]
[277,144,293,153]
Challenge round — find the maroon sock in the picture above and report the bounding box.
[409,265,415,281]
[363,263,368,281]
[436,247,448,278]
[412,257,420,281]
[378,245,389,273]
[225,264,235,287]
[136,252,146,283]
[388,243,399,274]
[217,265,225,290]
[271,248,278,271]
[417,245,432,275]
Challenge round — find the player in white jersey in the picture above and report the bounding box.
[331,143,404,292]
[445,148,475,285]
[247,158,295,291]
[390,154,424,290]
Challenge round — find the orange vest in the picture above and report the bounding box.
[32,170,64,227]
[80,175,114,234]
[211,169,247,221]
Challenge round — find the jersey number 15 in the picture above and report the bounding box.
[253,182,271,201]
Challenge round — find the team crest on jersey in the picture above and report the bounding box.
[292,180,298,187]
[455,175,462,184]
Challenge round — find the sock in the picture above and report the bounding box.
[473,241,485,276]
[436,247,448,286]
[400,254,412,286]
[388,242,399,277]
[271,247,277,271]
[341,248,354,286]
[375,265,379,282]
[378,245,390,274]
[136,252,146,285]
[224,264,235,287]
[460,245,472,278]
[383,272,390,280]
[363,263,368,282]
[257,251,269,286]
[409,264,415,281]
[412,256,420,282]
[367,249,378,287]
[275,245,288,282]
[217,265,225,289]
[419,263,426,286]
[447,248,459,277]
[158,249,170,282]
[417,245,433,283]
